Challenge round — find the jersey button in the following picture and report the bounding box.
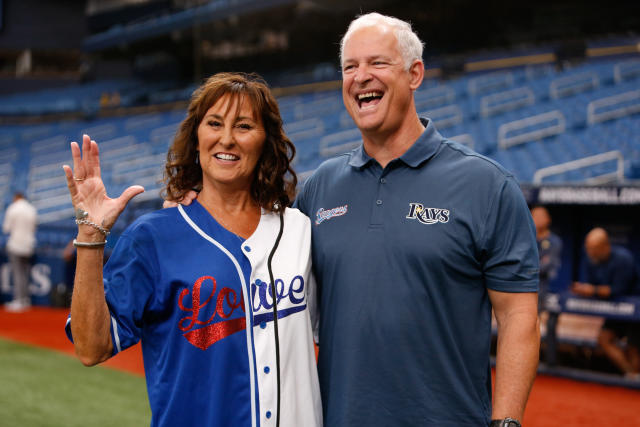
[264,366,270,373]
[244,245,251,252]
[260,321,267,329]
[266,411,272,419]
[376,199,382,205]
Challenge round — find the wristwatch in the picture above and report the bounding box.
[489,418,521,427]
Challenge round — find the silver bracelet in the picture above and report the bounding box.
[73,239,107,248]
[75,208,110,236]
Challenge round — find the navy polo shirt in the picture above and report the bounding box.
[295,118,539,426]
[580,245,639,297]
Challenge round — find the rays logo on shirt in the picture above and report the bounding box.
[315,204,348,225]
[406,203,450,225]
[177,274,306,350]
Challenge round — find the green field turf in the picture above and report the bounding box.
[0,338,151,427]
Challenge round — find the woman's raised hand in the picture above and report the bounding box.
[63,134,145,237]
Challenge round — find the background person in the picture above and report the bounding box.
[295,13,539,427]
[2,192,37,312]
[531,205,563,312]
[63,73,321,427]
[571,227,640,378]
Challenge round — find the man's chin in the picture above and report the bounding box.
[351,112,384,133]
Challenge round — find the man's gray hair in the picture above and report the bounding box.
[340,12,424,71]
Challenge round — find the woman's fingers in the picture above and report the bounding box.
[117,185,145,210]
[101,185,144,229]
[82,134,94,178]
[70,141,84,180]
[62,164,79,201]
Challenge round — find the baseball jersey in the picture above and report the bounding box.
[66,200,322,427]
[295,118,539,426]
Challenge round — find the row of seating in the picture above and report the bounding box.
[0,57,638,245]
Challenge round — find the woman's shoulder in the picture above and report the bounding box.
[283,206,311,225]
[121,207,182,239]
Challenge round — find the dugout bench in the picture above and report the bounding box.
[543,292,640,366]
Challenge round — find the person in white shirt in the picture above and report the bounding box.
[2,192,37,311]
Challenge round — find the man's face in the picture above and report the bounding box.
[586,241,611,264]
[341,25,415,136]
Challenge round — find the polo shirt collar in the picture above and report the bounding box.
[348,117,443,169]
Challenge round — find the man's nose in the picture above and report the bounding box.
[353,64,372,84]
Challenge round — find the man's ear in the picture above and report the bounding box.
[408,59,425,91]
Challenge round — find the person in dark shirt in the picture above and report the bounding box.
[531,206,562,312]
[572,227,640,378]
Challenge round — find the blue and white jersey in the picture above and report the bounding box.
[66,200,322,427]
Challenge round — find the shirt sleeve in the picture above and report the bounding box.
[64,230,158,356]
[102,233,158,354]
[481,177,539,292]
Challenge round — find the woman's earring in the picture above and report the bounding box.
[195,152,199,165]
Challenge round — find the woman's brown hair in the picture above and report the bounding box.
[163,72,297,213]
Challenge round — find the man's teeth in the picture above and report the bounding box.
[358,92,383,100]
[215,153,239,160]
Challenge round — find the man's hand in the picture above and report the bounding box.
[162,190,198,208]
[571,282,595,297]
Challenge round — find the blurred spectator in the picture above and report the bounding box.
[51,239,77,308]
[2,192,38,312]
[571,227,640,378]
[99,92,110,109]
[531,206,562,312]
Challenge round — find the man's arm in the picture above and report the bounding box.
[489,290,539,421]
[571,281,612,298]
[2,207,12,234]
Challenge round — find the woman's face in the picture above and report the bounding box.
[196,94,266,193]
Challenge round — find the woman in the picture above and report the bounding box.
[63,72,322,427]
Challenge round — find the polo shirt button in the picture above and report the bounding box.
[264,366,270,373]
[244,245,251,252]
[376,199,382,205]
[380,178,386,183]
[260,321,267,329]
[266,411,272,419]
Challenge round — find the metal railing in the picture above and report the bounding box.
[419,104,463,130]
[480,87,534,117]
[467,71,514,96]
[319,128,361,158]
[498,110,566,149]
[613,59,640,84]
[415,85,455,111]
[587,89,640,125]
[549,72,599,99]
[533,150,624,184]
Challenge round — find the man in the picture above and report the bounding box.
[571,227,640,378]
[2,192,37,312]
[530,205,562,311]
[295,13,540,426]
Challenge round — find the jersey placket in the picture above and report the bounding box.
[369,165,391,228]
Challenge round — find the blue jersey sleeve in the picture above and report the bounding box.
[481,177,539,292]
[102,231,159,355]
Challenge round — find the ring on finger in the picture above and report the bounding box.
[73,177,85,181]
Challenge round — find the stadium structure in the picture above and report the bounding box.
[0,0,639,384]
